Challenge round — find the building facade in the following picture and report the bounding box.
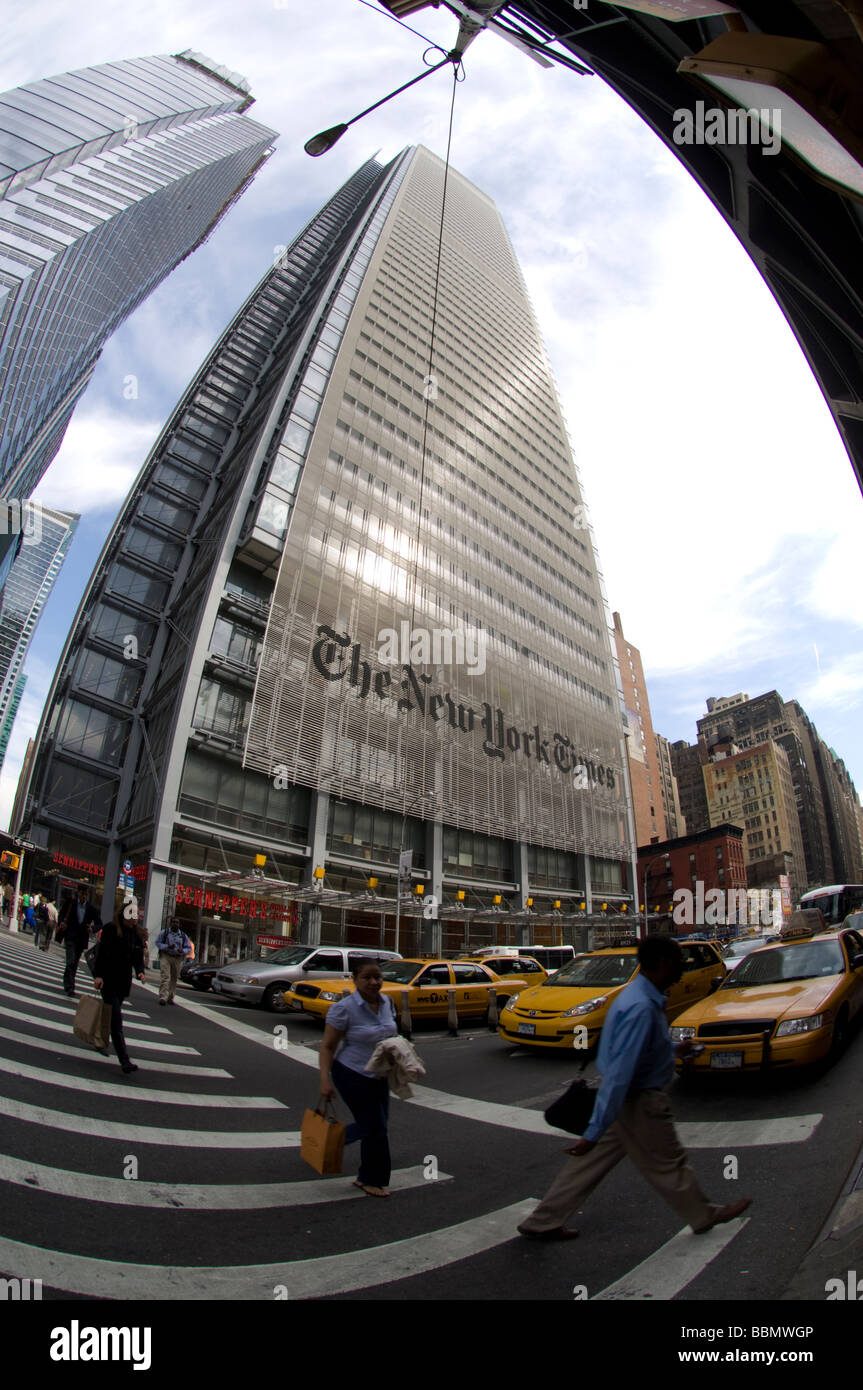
[655,732,685,841]
[0,670,25,770]
[0,51,276,535]
[637,824,747,936]
[612,611,666,846]
[670,738,709,837]
[698,690,862,888]
[16,147,636,961]
[0,502,77,776]
[702,736,807,900]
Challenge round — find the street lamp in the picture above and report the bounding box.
[305,50,460,156]
[641,853,669,939]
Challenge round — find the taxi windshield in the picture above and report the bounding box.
[546,954,637,988]
[721,939,845,988]
[378,961,423,984]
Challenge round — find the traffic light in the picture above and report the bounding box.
[0,851,19,870]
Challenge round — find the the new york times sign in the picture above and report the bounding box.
[312,625,617,790]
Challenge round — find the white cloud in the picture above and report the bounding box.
[799,654,863,712]
[32,406,163,515]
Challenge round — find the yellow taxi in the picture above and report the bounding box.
[457,955,548,987]
[671,924,863,1072]
[284,957,517,1022]
[498,942,726,1050]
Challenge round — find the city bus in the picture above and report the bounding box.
[799,884,863,927]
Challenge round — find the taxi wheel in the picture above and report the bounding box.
[263,984,291,1013]
[830,1007,849,1058]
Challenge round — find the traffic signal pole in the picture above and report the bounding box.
[8,849,24,932]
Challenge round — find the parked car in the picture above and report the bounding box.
[285,957,518,1023]
[211,944,402,1012]
[180,960,219,993]
[457,954,548,986]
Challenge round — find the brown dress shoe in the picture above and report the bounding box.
[694,1197,752,1233]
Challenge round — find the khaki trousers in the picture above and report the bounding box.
[519,1089,719,1234]
[159,953,182,1001]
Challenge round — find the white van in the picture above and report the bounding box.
[212,944,402,1012]
[522,944,576,974]
[470,944,576,974]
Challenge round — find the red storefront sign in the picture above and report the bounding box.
[175,883,298,923]
[51,853,148,881]
[53,852,105,879]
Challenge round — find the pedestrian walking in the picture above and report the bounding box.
[93,913,146,1074]
[22,900,37,935]
[319,960,399,1197]
[57,885,101,997]
[155,916,192,1004]
[517,934,752,1240]
[35,894,52,950]
[2,881,12,926]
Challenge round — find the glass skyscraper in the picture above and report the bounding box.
[0,671,26,771]
[0,51,277,520]
[17,147,636,961]
[0,502,77,776]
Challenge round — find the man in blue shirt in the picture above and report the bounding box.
[517,935,752,1240]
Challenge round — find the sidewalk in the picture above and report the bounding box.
[780,1134,863,1300]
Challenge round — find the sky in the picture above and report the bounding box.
[2,0,862,834]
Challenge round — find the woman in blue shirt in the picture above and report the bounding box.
[319,960,398,1197]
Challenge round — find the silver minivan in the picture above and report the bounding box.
[211,944,402,1012]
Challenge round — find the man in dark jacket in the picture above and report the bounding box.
[57,885,101,997]
[93,915,146,1074]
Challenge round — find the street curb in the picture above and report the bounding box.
[779,1065,863,1301]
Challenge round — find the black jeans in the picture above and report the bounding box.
[100,991,131,1066]
[63,939,84,993]
[332,1057,391,1187]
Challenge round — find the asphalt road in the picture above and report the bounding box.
[1,929,861,1320]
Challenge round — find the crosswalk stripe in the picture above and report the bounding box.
[0,1005,200,1054]
[404,1088,822,1147]
[166,993,321,1067]
[153,996,824,1148]
[676,1116,821,1146]
[0,1156,451,1209]
[0,1055,285,1108]
[593,1219,750,1300]
[0,1095,300,1148]
[0,1022,231,1077]
[0,950,66,975]
[0,1200,536,1298]
[0,986,169,1032]
[0,972,148,1017]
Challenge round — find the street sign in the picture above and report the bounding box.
[398,850,413,888]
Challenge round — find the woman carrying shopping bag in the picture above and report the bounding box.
[319,959,398,1197]
[93,912,146,1075]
